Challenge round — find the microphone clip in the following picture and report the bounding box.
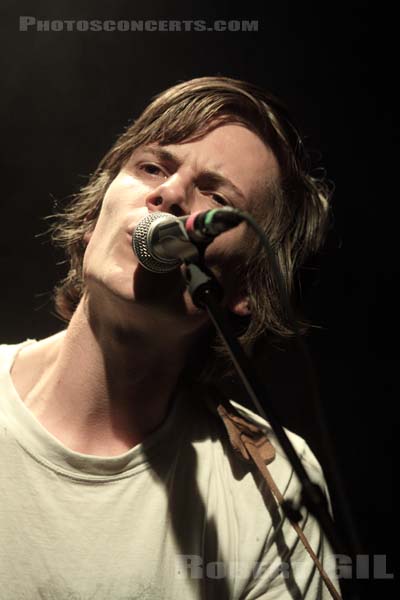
[183,261,224,309]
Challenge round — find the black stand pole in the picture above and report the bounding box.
[184,260,349,560]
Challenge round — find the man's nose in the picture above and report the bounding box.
[145,174,192,217]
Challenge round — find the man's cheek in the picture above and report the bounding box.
[82,242,96,280]
[204,234,247,273]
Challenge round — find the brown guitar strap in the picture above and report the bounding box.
[204,395,342,600]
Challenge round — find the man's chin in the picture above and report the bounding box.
[132,263,186,302]
[87,268,205,321]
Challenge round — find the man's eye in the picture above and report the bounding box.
[140,163,165,176]
[210,193,229,206]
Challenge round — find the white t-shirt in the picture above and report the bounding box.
[0,339,339,599]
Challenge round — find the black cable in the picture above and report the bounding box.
[237,210,363,598]
[241,211,362,545]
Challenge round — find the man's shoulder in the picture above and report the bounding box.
[0,339,36,370]
[220,398,327,485]
[0,334,63,399]
[228,400,307,453]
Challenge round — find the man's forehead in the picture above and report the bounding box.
[136,122,272,157]
[135,133,278,178]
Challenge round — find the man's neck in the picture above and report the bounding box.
[12,295,194,456]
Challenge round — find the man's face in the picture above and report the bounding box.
[82,123,279,334]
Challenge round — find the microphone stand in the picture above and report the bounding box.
[183,259,351,585]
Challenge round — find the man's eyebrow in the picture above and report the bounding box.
[137,145,247,202]
[139,146,182,167]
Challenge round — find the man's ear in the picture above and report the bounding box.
[228,295,251,317]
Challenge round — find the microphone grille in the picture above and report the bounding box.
[132,212,181,273]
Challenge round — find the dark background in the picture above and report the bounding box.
[0,2,396,599]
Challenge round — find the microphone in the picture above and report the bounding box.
[132,207,244,273]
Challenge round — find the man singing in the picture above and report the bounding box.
[0,76,339,598]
